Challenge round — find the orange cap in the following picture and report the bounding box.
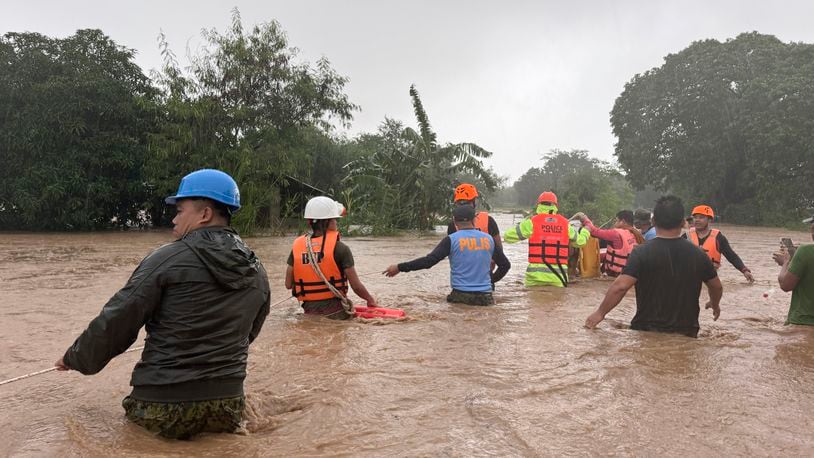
[454,183,479,202]
[691,205,714,218]
[537,191,558,206]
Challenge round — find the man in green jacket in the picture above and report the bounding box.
[504,191,588,287]
[55,169,270,440]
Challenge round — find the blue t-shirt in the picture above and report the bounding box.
[644,226,657,241]
[449,229,494,292]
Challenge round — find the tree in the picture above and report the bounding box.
[0,30,157,230]
[344,85,498,231]
[512,149,634,223]
[145,9,357,232]
[611,32,814,224]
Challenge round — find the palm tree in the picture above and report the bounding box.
[345,85,497,230]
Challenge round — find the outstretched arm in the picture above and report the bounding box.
[504,218,533,244]
[384,237,451,276]
[346,266,377,307]
[57,249,167,374]
[717,233,752,282]
[585,274,637,328]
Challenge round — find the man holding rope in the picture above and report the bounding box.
[285,196,377,319]
[55,169,271,440]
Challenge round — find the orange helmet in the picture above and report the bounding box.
[537,191,558,206]
[454,183,479,202]
[691,205,714,218]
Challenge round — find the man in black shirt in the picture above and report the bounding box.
[585,195,723,337]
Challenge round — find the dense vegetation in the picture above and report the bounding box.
[611,32,814,224]
[1,14,810,232]
[512,149,634,224]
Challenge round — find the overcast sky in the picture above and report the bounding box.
[4,1,814,181]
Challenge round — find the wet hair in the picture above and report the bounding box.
[616,210,634,225]
[633,209,651,224]
[652,195,685,229]
[187,198,232,225]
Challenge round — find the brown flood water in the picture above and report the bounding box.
[1,216,813,456]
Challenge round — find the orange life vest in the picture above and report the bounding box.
[528,213,570,266]
[602,228,638,275]
[473,211,489,233]
[689,228,721,268]
[291,230,348,302]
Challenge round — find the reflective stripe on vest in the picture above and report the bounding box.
[527,213,570,265]
[527,265,564,274]
[689,228,721,266]
[474,211,489,233]
[602,228,637,274]
[292,230,348,301]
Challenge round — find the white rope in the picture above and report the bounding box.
[1,259,373,387]
[0,345,145,387]
[305,232,354,314]
[270,295,295,308]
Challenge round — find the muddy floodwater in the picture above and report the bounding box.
[1,216,813,456]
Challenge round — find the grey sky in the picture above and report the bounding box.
[4,1,814,181]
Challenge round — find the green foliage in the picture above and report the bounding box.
[0,30,158,230]
[144,9,357,233]
[343,85,499,232]
[611,32,814,224]
[512,149,634,223]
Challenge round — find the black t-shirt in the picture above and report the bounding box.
[622,237,717,337]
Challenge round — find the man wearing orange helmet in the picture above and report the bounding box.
[448,183,502,248]
[449,183,507,285]
[687,204,754,283]
[504,191,589,287]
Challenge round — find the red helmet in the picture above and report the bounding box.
[691,205,714,218]
[454,183,479,202]
[537,191,558,206]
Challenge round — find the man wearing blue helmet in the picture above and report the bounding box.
[55,169,271,440]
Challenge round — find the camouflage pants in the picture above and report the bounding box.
[122,395,244,440]
[446,289,495,306]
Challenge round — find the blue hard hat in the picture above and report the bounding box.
[165,169,241,210]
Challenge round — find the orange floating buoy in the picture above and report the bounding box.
[354,306,406,319]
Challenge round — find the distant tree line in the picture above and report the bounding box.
[0,10,496,233]
[508,32,813,225]
[1,17,810,232]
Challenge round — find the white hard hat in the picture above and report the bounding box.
[304,196,345,220]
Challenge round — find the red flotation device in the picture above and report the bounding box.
[354,306,405,319]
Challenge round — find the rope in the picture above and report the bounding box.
[305,233,354,314]
[270,296,295,308]
[1,260,379,387]
[0,345,145,387]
